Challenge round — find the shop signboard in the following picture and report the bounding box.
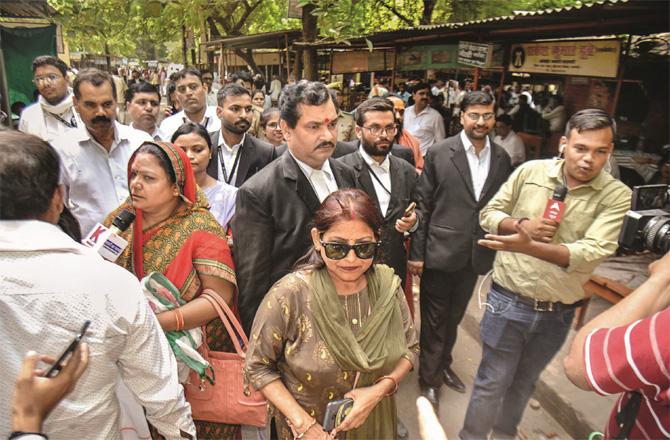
[287,0,302,19]
[458,41,493,68]
[508,39,621,78]
[332,50,391,74]
[397,44,459,71]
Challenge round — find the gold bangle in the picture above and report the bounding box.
[174,308,184,331]
[374,375,399,396]
[287,417,316,439]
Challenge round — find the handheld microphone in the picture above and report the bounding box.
[83,210,135,262]
[543,185,568,222]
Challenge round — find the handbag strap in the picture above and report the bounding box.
[201,289,249,347]
[200,291,248,357]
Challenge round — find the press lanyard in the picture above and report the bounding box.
[47,112,77,128]
[364,161,391,195]
[218,144,242,185]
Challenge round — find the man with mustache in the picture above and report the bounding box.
[125,81,166,141]
[404,82,446,157]
[409,91,512,407]
[206,83,276,188]
[19,56,81,143]
[159,68,220,142]
[232,80,358,334]
[388,94,424,172]
[51,68,152,235]
[339,97,420,286]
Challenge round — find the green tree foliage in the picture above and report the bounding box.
[49,0,582,61]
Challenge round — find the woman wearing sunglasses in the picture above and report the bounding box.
[245,189,419,439]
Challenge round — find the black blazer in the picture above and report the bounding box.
[339,151,419,284]
[340,140,415,168]
[232,152,358,332]
[410,133,513,274]
[274,141,356,159]
[207,132,276,187]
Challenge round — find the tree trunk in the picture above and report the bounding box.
[302,3,318,81]
[104,41,111,72]
[234,48,263,75]
[421,0,436,25]
[182,25,188,65]
[293,48,303,81]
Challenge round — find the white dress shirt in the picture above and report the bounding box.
[158,106,221,141]
[494,130,526,167]
[131,122,168,142]
[51,122,152,235]
[216,131,246,185]
[404,105,446,156]
[0,221,195,440]
[359,145,392,216]
[289,151,338,202]
[460,130,491,201]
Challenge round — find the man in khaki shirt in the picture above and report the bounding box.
[460,109,631,440]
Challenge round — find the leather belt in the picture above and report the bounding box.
[491,282,583,312]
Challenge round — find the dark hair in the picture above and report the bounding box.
[58,206,82,242]
[174,68,203,83]
[411,82,430,94]
[73,68,117,100]
[125,81,160,104]
[134,142,176,184]
[355,97,394,126]
[260,107,280,129]
[251,89,265,100]
[551,95,564,105]
[166,81,177,106]
[328,88,341,113]
[461,90,494,113]
[564,108,617,138]
[0,130,61,220]
[170,122,212,150]
[236,71,253,85]
[496,114,513,126]
[217,83,251,106]
[294,189,382,270]
[32,55,68,77]
[279,80,333,129]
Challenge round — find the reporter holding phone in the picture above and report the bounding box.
[245,189,419,439]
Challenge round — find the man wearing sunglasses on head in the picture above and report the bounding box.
[409,91,512,408]
[19,56,81,143]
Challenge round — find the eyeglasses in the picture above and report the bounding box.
[359,125,398,137]
[33,74,62,85]
[266,122,282,130]
[464,112,495,122]
[319,240,380,260]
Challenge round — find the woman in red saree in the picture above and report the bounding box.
[105,140,239,439]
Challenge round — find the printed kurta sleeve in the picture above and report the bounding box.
[244,277,294,391]
[397,286,419,365]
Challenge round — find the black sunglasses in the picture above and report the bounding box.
[319,240,380,260]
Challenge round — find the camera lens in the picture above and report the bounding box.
[643,215,670,254]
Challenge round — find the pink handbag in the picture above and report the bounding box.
[183,290,268,427]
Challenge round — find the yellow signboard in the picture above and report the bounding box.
[508,40,621,78]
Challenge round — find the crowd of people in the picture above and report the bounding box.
[1,54,668,440]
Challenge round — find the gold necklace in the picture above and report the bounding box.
[343,293,362,327]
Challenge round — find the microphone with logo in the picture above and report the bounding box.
[543,185,568,222]
[82,210,135,262]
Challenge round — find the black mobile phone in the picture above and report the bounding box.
[45,320,91,378]
[322,398,354,432]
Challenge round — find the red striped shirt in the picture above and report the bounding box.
[584,307,670,439]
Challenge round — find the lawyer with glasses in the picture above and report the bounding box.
[245,189,419,440]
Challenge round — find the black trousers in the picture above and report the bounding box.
[419,264,479,388]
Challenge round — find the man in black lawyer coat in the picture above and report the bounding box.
[232,81,357,334]
[409,91,513,407]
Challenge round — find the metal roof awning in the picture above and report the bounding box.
[0,0,56,21]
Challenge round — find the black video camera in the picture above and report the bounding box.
[618,184,670,254]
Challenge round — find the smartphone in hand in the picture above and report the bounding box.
[323,398,354,431]
[46,320,91,378]
[403,202,416,218]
